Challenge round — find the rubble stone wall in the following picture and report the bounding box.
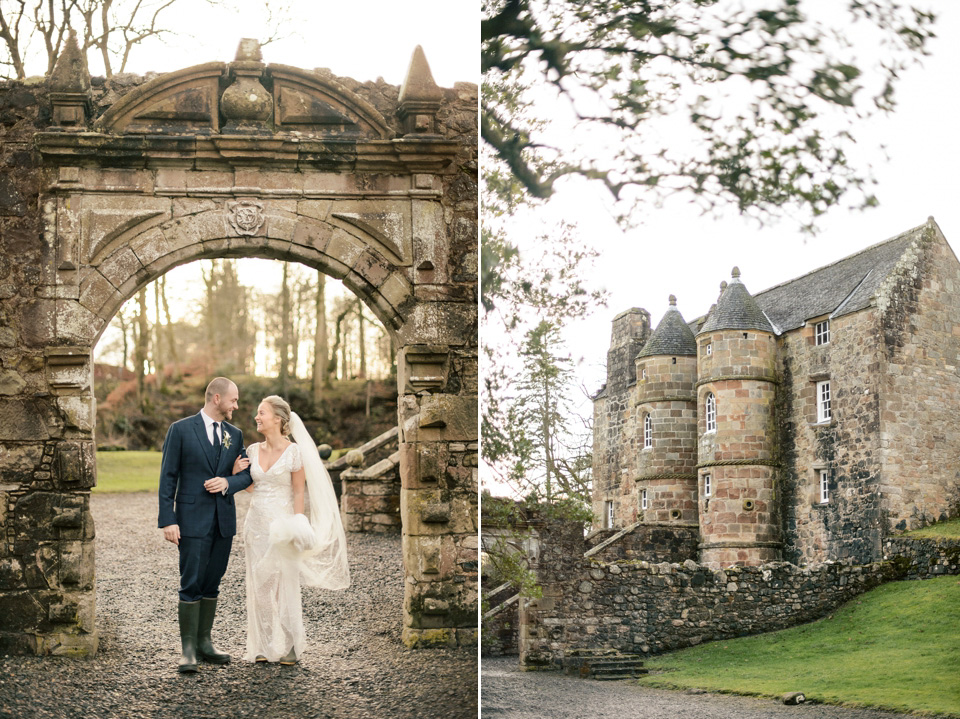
[520,520,960,669]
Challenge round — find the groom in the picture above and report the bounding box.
[158,376,252,673]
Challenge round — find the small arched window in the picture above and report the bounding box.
[705,393,717,433]
[643,414,652,448]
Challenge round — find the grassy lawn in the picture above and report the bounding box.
[638,576,960,716]
[94,451,161,493]
[902,518,960,540]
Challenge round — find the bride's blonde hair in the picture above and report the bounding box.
[261,395,292,436]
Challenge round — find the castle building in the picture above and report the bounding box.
[592,219,960,567]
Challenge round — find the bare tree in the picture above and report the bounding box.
[311,271,330,401]
[159,274,179,379]
[134,286,149,408]
[1,0,292,80]
[278,261,291,391]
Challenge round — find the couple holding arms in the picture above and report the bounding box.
[157,377,349,673]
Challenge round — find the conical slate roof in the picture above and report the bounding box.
[637,295,697,358]
[698,268,774,335]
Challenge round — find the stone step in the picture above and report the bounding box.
[594,672,648,681]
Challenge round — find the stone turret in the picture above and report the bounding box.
[592,309,651,527]
[696,268,781,567]
[634,296,699,525]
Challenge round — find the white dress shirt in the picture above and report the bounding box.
[200,408,221,446]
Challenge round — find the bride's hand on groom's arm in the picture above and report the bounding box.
[204,476,229,493]
[232,456,250,475]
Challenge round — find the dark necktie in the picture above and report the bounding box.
[212,421,221,452]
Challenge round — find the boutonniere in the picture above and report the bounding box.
[222,432,233,450]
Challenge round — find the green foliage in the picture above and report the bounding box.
[902,517,960,540]
[639,576,960,716]
[94,450,162,493]
[482,0,936,230]
[483,222,606,505]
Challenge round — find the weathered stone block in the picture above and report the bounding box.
[417,395,478,442]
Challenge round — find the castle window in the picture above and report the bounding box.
[706,343,712,356]
[703,473,712,497]
[641,368,647,380]
[819,470,830,503]
[705,393,717,433]
[643,414,652,448]
[605,500,615,528]
[816,380,832,422]
[641,490,648,510]
[815,320,830,345]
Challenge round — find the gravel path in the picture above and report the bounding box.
[0,493,477,719]
[482,657,919,719]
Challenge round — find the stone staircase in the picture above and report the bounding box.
[562,648,648,681]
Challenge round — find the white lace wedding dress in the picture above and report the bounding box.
[243,441,306,662]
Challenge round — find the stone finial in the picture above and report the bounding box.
[234,38,263,63]
[731,266,741,280]
[49,30,91,128]
[222,38,272,132]
[50,30,90,93]
[398,45,442,135]
[668,294,677,306]
[720,280,727,292]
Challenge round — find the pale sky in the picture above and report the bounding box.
[483,2,960,496]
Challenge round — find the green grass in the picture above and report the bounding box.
[94,451,161,493]
[638,576,960,716]
[902,518,960,540]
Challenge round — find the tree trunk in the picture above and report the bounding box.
[312,272,329,401]
[118,309,129,372]
[153,281,164,390]
[160,275,180,379]
[135,287,149,409]
[357,306,367,380]
[279,262,291,391]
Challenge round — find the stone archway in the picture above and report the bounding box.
[0,38,477,655]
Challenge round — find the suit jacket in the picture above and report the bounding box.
[157,412,253,538]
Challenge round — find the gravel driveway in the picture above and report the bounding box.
[482,657,920,719]
[0,493,477,719]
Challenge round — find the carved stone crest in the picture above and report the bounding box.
[228,200,265,236]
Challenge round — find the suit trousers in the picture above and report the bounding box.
[178,505,233,602]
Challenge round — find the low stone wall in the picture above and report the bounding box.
[340,452,402,533]
[883,536,960,579]
[519,520,960,670]
[482,594,520,657]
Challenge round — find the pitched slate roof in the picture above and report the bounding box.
[637,295,697,357]
[698,268,775,335]
[751,223,925,333]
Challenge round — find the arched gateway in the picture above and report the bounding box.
[0,38,478,655]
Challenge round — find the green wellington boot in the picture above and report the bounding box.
[279,646,298,666]
[197,597,231,664]
[177,600,200,673]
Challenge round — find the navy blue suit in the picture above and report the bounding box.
[158,413,253,601]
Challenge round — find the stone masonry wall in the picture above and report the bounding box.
[776,309,885,566]
[519,520,960,669]
[876,227,960,530]
[592,309,650,527]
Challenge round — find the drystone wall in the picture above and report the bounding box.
[519,520,960,669]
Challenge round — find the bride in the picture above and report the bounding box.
[232,395,350,664]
